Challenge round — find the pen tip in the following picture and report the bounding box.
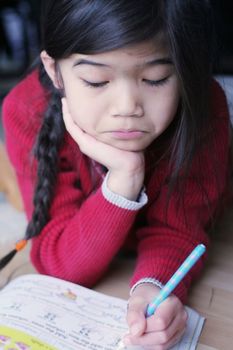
[116,340,125,350]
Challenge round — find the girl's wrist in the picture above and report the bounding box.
[107,169,144,201]
[130,278,164,296]
[102,172,148,210]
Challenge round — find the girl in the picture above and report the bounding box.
[2,1,231,348]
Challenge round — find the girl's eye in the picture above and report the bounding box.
[82,79,109,88]
[143,76,170,87]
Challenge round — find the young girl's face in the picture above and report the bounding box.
[58,39,180,152]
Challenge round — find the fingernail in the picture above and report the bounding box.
[130,323,141,336]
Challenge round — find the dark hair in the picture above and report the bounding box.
[26,0,217,239]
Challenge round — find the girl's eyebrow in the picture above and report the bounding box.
[145,58,173,66]
[73,59,108,68]
[72,57,173,69]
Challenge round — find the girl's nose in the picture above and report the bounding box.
[111,82,144,118]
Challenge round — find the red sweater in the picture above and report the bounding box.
[2,71,230,301]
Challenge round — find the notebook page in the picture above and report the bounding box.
[0,274,204,350]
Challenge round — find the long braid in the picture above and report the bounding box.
[25,88,65,239]
[0,64,65,269]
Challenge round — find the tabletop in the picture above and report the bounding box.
[0,205,233,350]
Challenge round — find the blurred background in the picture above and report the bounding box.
[0,0,233,139]
[0,0,40,139]
[0,0,40,96]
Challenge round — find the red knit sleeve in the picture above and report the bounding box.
[131,80,231,302]
[2,77,139,286]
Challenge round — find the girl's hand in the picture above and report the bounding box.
[62,98,145,200]
[125,283,187,349]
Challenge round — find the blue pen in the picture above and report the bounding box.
[146,244,206,317]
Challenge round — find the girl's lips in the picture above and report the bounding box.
[110,130,145,140]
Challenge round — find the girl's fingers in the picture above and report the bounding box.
[62,98,96,148]
[126,295,148,337]
[145,295,184,333]
[62,98,121,166]
[135,328,186,350]
[125,291,187,349]
[162,327,187,350]
[126,308,187,348]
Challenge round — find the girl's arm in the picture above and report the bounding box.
[122,80,230,348]
[30,168,143,285]
[131,80,231,302]
[2,94,145,286]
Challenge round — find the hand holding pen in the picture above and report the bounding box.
[118,244,206,349]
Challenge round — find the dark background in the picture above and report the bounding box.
[0,0,232,100]
[212,0,233,74]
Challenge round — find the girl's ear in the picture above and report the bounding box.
[40,50,61,89]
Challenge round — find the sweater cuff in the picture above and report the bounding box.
[101,172,148,210]
[130,277,164,296]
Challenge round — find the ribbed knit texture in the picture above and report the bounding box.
[2,71,231,302]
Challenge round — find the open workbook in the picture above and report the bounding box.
[0,274,204,350]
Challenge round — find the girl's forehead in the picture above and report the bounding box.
[67,39,170,70]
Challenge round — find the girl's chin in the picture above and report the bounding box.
[94,133,153,151]
[104,139,149,152]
